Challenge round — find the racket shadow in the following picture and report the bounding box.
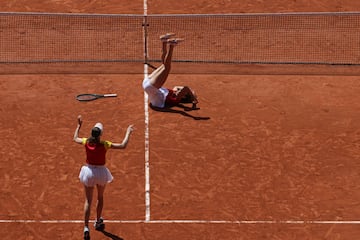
[149,103,210,120]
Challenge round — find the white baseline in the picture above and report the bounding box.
[0,219,360,224]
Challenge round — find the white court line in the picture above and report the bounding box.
[143,0,151,222]
[1,220,360,224]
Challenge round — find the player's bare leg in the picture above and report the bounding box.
[94,184,106,231]
[148,35,183,89]
[83,186,94,239]
[160,33,175,63]
[147,33,175,84]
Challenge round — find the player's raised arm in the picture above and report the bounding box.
[73,115,83,144]
[111,125,134,149]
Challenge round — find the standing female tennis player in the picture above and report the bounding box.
[142,33,199,109]
[73,115,134,240]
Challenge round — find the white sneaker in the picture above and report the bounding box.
[167,38,184,45]
[84,226,90,240]
[160,33,176,42]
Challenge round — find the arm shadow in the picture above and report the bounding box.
[149,104,210,120]
[100,230,124,240]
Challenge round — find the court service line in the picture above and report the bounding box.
[1,219,360,224]
[143,0,151,222]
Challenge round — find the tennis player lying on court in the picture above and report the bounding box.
[73,115,134,240]
[142,33,199,109]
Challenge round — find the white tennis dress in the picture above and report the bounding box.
[79,137,113,187]
[142,77,169,108]
[79,164,113,187]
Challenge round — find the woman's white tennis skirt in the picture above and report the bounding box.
[79,164,113,187]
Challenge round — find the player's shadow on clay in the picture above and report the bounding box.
[100,230,124,240]
[150,103,210,120]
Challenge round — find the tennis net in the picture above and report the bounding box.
[1,12,360,74]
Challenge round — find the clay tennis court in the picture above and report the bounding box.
[1,1,360,239]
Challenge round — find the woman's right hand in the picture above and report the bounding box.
[127,124,134,133]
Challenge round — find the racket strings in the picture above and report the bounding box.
[76,94,99,101]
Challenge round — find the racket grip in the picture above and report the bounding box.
[104,94,117,97]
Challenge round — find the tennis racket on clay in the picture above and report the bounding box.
[76,93,117,102]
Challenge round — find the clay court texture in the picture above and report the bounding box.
[2,1,360,239]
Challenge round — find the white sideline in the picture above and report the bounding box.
[0,220,360,224]
[143,0,151,222]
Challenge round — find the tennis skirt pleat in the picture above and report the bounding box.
[79,164,113,187]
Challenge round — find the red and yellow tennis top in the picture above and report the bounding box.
[82,138,112,165]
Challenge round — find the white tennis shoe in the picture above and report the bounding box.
[160,33,176,42]
[167,38,184,45]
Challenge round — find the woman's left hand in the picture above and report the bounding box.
[77,115,83,126]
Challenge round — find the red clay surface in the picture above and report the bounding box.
[1,1,360,240]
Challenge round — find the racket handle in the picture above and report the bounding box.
[103,94,117,97]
